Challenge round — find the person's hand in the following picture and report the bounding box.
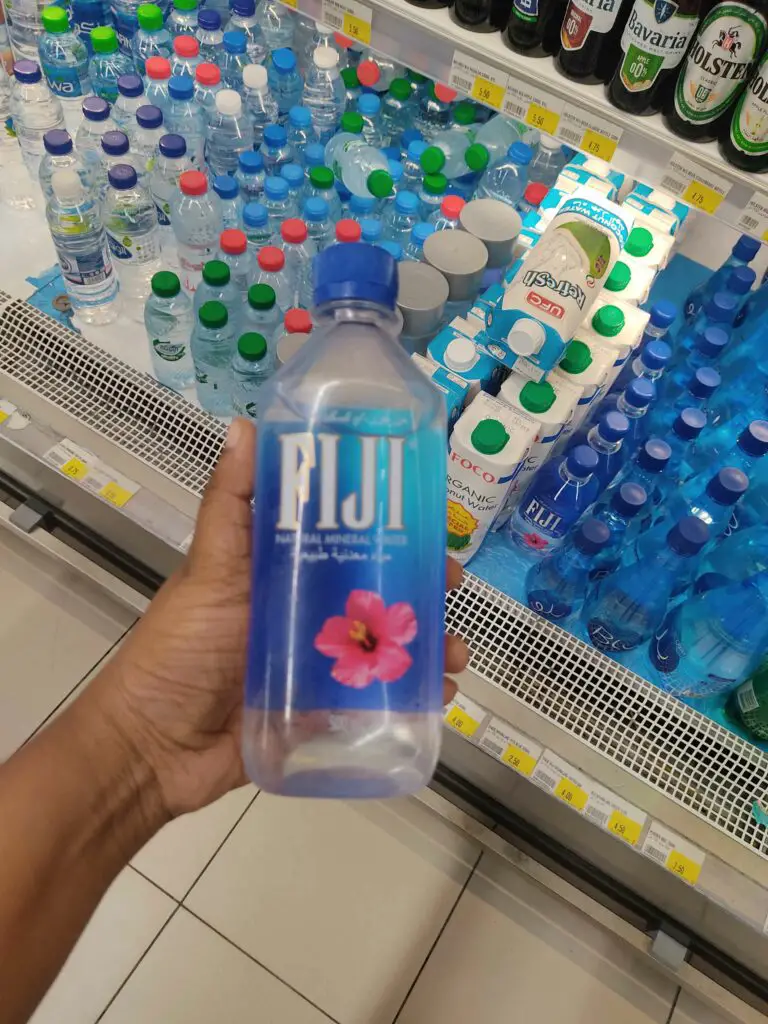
[87,418,469,820]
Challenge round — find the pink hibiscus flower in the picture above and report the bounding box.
[523,531,549,551]
[314,590,418,689]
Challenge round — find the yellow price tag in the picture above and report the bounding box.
[471,76,504,110]
[445,705,480,738]
[60,457,89,481]
[762,229,768,243]
[281,0,298,6]
[682,180,724,215]
[526,102,559,137]
[608,811,642,846]
[343,12,371,45]
[666,850,702,886]
[581,128,618,162]
[99,481,134,508]
[554,777,588,812]
[0,411,8,426]
[502,744,537,776]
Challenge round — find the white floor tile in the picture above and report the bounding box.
[30,867,175,1024]
[0,530,135,759]
[186,794,480,1024]
[397,850,678,1024]
[101,907,333,1024]
[132,785,258,900]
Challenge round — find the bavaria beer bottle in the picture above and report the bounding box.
[454,0,513,30]
[720,48,768,168]
[506,0,567,55]
[557,0,633,82]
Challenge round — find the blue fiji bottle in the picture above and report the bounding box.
[571,410,630,494]
[658,407,707,498]
[604,438,671,517]
[609,339,671,397]
[683,234,760,323]
[582,516,709,656]
[644,367,720,438]
[658,326,729,404]
[680,419,768,495]
[588,482,647,581]
[699,521,768,585]
[655,466,748,539]
[244,244,447,799]
[591,377,656,468]
[525,518,610,624]
[672,292,738,367]
[638,299,677,352]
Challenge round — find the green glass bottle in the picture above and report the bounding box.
[726,661,768,740]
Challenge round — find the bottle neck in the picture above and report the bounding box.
[587,427,621,455]
[632,357,664,381]
[616,395,646,420]
[558,463,591,486]
[315,298,399,330]
[597,506,630,531]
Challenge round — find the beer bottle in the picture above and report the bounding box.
[506,0,568,56]
[557,0,633,82]
[607,0,702,115]
[665,0,768,141]
[454,0,513,30]
[725,660,768,740]
[719,44,768,166]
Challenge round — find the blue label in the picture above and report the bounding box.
[112,8,138,51]
[155,201,171,226]
[247,418,446,713]
[527,590,571,621]
[586,618,641,653]
[56,244,113,286]
[514,0,539,16]
[516,494,565,552]
[106,232,133,259]
[73,0,111,51]
[42,64,85,98]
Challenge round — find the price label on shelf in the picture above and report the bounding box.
[503,83,563,137]
[0,399,17,426]
[583,783,647,847]
[44,439,97,482]
[82,467,140,508]
[556,107,623,162]
[478,717,542,777]
[43,440,139,508]
[660,153,731,215]
[532,750,592,813]
[641,822,705,886]
[444,694,485,739]
[280,0,298,7]
[449,52,508,111]
[321,0,372,45]
[736,191,768,241]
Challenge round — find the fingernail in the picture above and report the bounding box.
[225,418,245,450]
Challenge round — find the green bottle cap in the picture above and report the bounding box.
[340,111,363,134]
[625,227,654,258]
[238,332,267,361]
[42,6,69,33]
[472,419,509,455]
[559,340,592,375]
[389,77,411,101]
[367,169,394,198]
[592,305,625,337]
[341,67,359,89]
[248,283,276,310]
[420,145,445,174]
[138,3,163,30]
[519,380,555,414]
[199,300,227,329]
[309,165,334,190]
[605,260,631,292]
[423,172,447,195]
[453,100,476,126]
[202,260,230,287]
[464,143,489,172]
[151,270,180,298]
[407,69,427,84]
[174,0,198,10]
[90,26,118,53]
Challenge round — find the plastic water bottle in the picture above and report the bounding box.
[268,47,303,122]
[133,3,171,75]
[193,62,221,118]
[605,438,671,514]
[89,27,133,102]
[68,0,112,57]
[355,92,382,148]
[332,218,361,245]
[144,269,195,389]
[379,239,403,262]
[39,129,92,198]
[243,282,280,341]
[286,104,313,162]
[609,340,672,399]
[196,9,223,63]
[587,483,648,581]
[582,516,709,655]
[236,149,265,202]
[112,73,145,135]
[144,55,172,112]
[571,409,630,493]
[657,408,708,498]
[220,30,249,93]
[102,163,162,301]
[356,55,405,95]
[170,169,222,292]
[418,172,447,220]
[660,327,729,406]
[261,174,294,232]
[75,96,116,180]
[590,377,657,456]
[341,66,360,110]
[428,194,465,231]
[38,7,91,112]
[280,161,304,206]
[360,216,382,245]
[326,137,393,201]
[168,0,198,37]
[224,0,267,64]
[274,218,315,308]
[303,140,325,180]
[295,19,335,75]
[205,88,254,176]
[260,122,292,173]
[645,367,720,438]
[683,421,768,507]
[244,243,446,798]
[380,77,412,145]
[302,195,332,250]
[477,141,532,205]
[528,135,568,187]
[218,227,253,292]
[254,244,293,311]
[191,299,236,415]
[401,139,427,192]
[638,299,677,352]
[192,258,240,325]
[420,129,490,181]
[47,168,118,324]
[684,234,761,323]
[403,222,434,262]
[414,82,456,140]
[653,468,748,554]
[170,34,201,77]
[213,174,242,229]
[149,132,189,239]
[347,193,375,222]
[382,189,419,246]
[11,60,66,176]
[255,0,295,51]
[98,129,134,196]
[509,445,600,557]
[306,164,342,219]
[231,331,271,417]
[673,292,739,367]
[526,517,611,623]
[242,200,271,249]
[242,63,278,145]
[473,115,524,168]
[165,74,204,168]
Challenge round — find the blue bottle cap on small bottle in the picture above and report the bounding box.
[509,141,533,165]
[727,264,756,295]
[360,217,382,243]
[223,30,247,53]
[695,325,729,359]
[136,104,163,129]
[575,517,610,554]
[108,163,138,189]
[118,73,143,97]
[411,222,434,246]
[13,60,42,84]
[304,142,325,168]
[213,174,239,200]
[159,133,186,157]
[43,129,72,155]
[624,376,655,409]
[388,159,403,185]
[271,46,296,71]
[281,163,304,189]
[637,439,671,472]
[566,445,599,477]
[243,201,268,227]
[668,515,709,555]
[689,366,720,399]
[313,243,398,310]
[379,240,403,262]
[597,409,629,441]
[264,123,287,147]
[733,234,761,261]
[407,139,427,162]
[303,196,329,222]
[611,482,647,518]
[289,104,311,127]
[101,130,129,155]
[358,92,381,115]
[738,420,768,456]
[707,467,748,505]
[231,0,255,14]
[395,190,419,214]
[168,74,193,99]
[648,299,677,329]
[198,8,220,29]
[350,194,375,216]
[705,291,738,322]
[401,127,424,150]
[82,96,111,121]
[239,149,263,172]
[264,175,288,200]
[642,339,671,370]
[672,407,707,440]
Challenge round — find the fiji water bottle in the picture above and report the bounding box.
[133,3,171,75]
[268,47,304,122]
[220,31,249,93]
[652,467,748,549]
[243,201,271,249]
[225,0,267,64]
[588,483,648,581]
[231,331,272,418]
[205,89,255,176]
[170,169,222,293]
[243,63,279,146]
[38,6,91,114]
[605,438,671,515]
[684,234,761,323]
[196,9,224,63]
[659,407,708,497]
[191,300,236,415]
[645,367,720,438]
[144,269,195,390]
[236,150,265,202]
[303,196,333,251]
[609,339,672,398]
[244,243,447,798]
[672,292,738,367]
[150,132,190,242]
[144,55,172,112]
[659,327,729,404]
[526,518,611,623]
[571,409,630,493]
[213,175,242,229]
[89,27,133,103]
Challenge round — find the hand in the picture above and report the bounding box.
[89,418,469,820]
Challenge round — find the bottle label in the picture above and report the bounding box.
[446,446,521,565]
[106,230,160,265]
[153,337,187,362]
[516,494,566,553]
[112,7,138,51]
[561,0,622,49]
[674,3,767,125]
[514,0,539,22]
[737,680,761,712]
[246,420,446,713]
[619,0,699,93]
[587,617,642,652]
[42,63,86,99]
[730,53,768,153]
[72,0,110,51]
[155,200,171,226]
[527,590,572,620]
[649,609,682,673]
[55,243,114,288]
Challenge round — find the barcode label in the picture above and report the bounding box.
[503,84,563,136]
[660,152,731,214]
[533,770,559,791]
[660,175,686,195]
[584,783,647,846]
[532,750,590,804]
[481,737,504,756]
[503,96,526,119]
[452,73,474,94]
[741,214,760,232]
[585,805,609,828]
[559,127,582,146]
[737,191,768,240]
[642,822,705,885]
[478,717,542,776]
[324,7,342,27]
[449,52,508,109]
[645,844,667,864]
[321,0,372,42]
[556,107,623,161]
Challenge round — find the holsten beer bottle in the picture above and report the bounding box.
[506,0,567,56]
[720,45,768,167]
[665,0,768,141]
[608,0,702,115]
[557,0,632,83]
[454,0,514,30]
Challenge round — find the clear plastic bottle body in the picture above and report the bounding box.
[528,136,568,187]
[39,143,93,200]
[10,64,66,177]
[205,91,255,176]
[197,19,224,64]
[132,22,172,76]
[110,0,142,53]
[167,2,198,37]
[149,138,191,239]
[102,172,162,300]
[303,54,345,144]
[474,115,524,168]
[255,0,295,50]
[89,45,134,103]
[220,32,249,93]
[169,183,222,292]
[224,5,267,64]
[191,312,236,415]
[38,23,92,109]
[267,48,304,122]
[242,66,279,145]
[165,83,205,168]
[145,285,195,389]
[231,345,272,417]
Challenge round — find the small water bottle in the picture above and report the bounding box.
[11,60,66,177]
[47,168,118,324]
[610,339,672,397]
[166,74,204,168]
[347,194,375,223]
[254,244,293,311]
[303,140,325,180]
[110,0,143,54]
[414,82,455,140]
[242,63,278,145]
[170,168,222,293]
[303,195,332,251]
[275,218,315,308]
[380,77,412,145]
[268,46,304,123]
[75,96,116,181]
[286,105,313,163]
[477,141,532,205]
[129,104,163,181]
[218,227,253,292]
[307,163,342,219]
[360,217,382,245]
[224,0,266,64]
[133,3,171,75]
[260,122,292,173]
[418,172,447,220]
[231,331,271,418]
[98,129,133,196]
[243,282,281,341]
[645,367,720,438]
[39,128,92,199]
[328,138,394,202]
[262,174,296,232]
[528,134,568,187]
[526,517,611,623]
[170,34,201,77]
[38,6,91,115]
[244,242,447,798]
[236,149,265,202]
[588,483,648,581]
[191,299,236,416]
[213,174,242,229]
[243,200,272,249]
[144,269,195,389]
[428,194,465,230]
[89,27,133,103]
[112,73,145,135]
[403,222,434,262]
[70,0,113,57]
[194,10,222,64]
[341,66,360,110]
[150,132,190,240]
[296,20,338,75]
[205,88,255,176]
[220,30,249,93]
[102,163,162,304]
[194,62,223,116]
[356,55,405,94]
[144,55,172,112]
[382,189,420,246]
[168,0,198,37]
[332,218,361,245]
[302,45,344,144]
[280,161,304,207]
[193,258,240,325]
[255,0,295,51]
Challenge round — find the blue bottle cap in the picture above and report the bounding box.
[303,196,329,222]
[239,149,263,172]
[689,366,720,399]
[611,482,647,518]
[197,8,220,29]
[159,132,186,158]
[168,74,193,99]
[383,146,401,163]
[509,141,533,165]
[281,162,304,189]
[304,142,325,167]
[412,222,435,246]
[136,104,163,129]
[624,376,655,409]
[566,445,599,477]
[230,0,254,15]
[360,217,382,243]
[388,159,403,184]
[668,515,709,555]
[693,571,730,594]
[118,73,143,97]
[395,190,419,214]
[271,46,296,72]
[43,129,72,155]
[707,467,748,505]
[733,234,760,262]
[705,290,738,322]
[264,123,287,147]
[101,130,129,155]
[223,30,247,53]
[597,409,629,441]
[642,339,671,371]
[349,194,375,215]
[379,239,403,262]
[13,60,41,84]
[407,139,428,162]
[696,324,729,359]
[401,127,423,150]
[82,96,111,121]
[358,92,381,115]
[242,200,268,227]
[336,181,351,202]
[264,175,288,200]
[107,163,138,189]
[289,104,311,127]
[314,243,398,309]
[738,420,768,456]
[575,517,611,554]
[213,174,239,200]
[672,407,707,440]
[648,298,677,328]
[637,438,671,472]
[727,264,756,295]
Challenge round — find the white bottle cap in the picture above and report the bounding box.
[444,336,478,373]
[243,63,268,90]
[539,135,561,151]
[216,88,242,115]
[313,45,339,69]
[51,169,84,202]
[507,317,546,357]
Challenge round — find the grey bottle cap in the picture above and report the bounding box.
[275,330,309,368]
[397,262,450,339]
[423,230,488,302]
[459,198,522,269]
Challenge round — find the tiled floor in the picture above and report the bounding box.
[0,530,743,1023]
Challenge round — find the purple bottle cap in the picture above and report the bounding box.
[707,467,748,506]
[727,264,756,295]
[197,8,221,29]
[672,408,707,440]
[612,482,647,518]
[668,515,709,555]
[159,133,186,158]
[136,104,162,129]
[705,291,738,322]
[43,129,72,155]
[117,73,143,97]
[107,163,138,189]
[101,130,129,155]
[566,445,599,477]
[575,517,610,554]
[637,439,671,473]
[82,96,111,120]
[738,420,768,457]
[689,366,720,399]
[696,325,729,359]
[648,299,677,329]
[13,60,41,83]
[624,376,655,409]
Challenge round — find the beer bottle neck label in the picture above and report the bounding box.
[561,0,623,49]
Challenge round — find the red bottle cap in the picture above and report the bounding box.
[220,228,247,254]
[285,308,312,333]
[334,32,353,48]
[174,35,199,57]
[434,83,457,103]
[145,56,171,80]
[258,246,285,271]
[281,218,308,243]
[179,170,207,195]
[356,59,380,87]
[196,62,220,86]
[524,182,548,208]
[336,219,361,243]
[441,195,465,219]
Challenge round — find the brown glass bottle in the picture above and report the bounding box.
[454,0,512,29]
[719,49,768,168]
[557,0,632,82]
[506,0,567,55]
